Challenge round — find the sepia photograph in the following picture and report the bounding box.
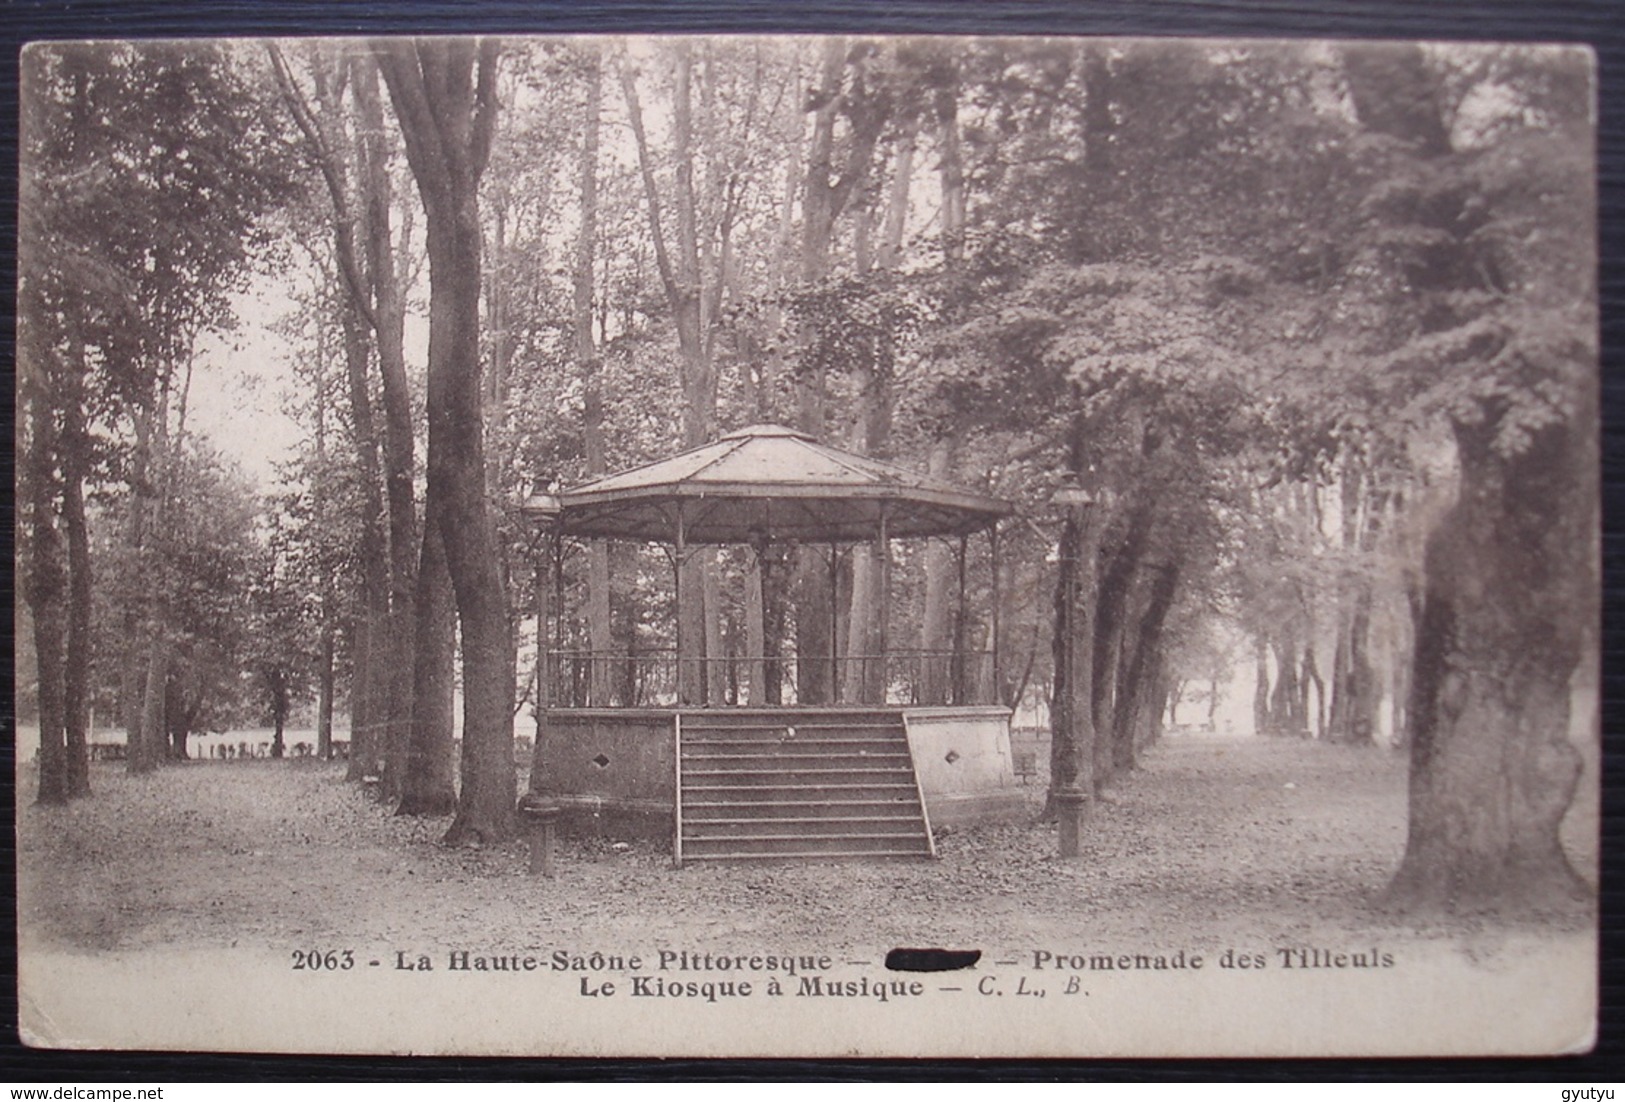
[14,33,1600,1058]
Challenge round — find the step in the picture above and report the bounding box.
[682,816,926,838]
[679,776,923,793]
[680,783,921,802]
[682,760,916,776]
[684,798,923,820]
[684,766,914,782]
[685,760,916,776]
[675,708,930,865]
[682,747,916,763]
[683,739,909,754]
[681,849,932,863]
[680,833,933,857]
[682,741,916,750]
[672,734,903,750]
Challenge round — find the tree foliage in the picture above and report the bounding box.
[20,38,1595,914]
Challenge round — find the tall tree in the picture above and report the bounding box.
[620,42,735,705]
[269,43,401,788]
[19,351,69,802]
[247,514,315,759]
[574,45,614,707]
[20,41,290,786]
[1337,44,1597,911]
[789,37,890,704]
[118,440,263,760]
[376,37,517,844]
[916,47,969,706]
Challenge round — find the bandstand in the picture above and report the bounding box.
[521,424,1026,864]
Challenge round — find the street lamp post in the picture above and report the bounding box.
[1050,473,1095,858]
[518,485,567,878]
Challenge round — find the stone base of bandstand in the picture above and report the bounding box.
[526,704,1028,850]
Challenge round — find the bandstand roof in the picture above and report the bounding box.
[554,424,1014,545]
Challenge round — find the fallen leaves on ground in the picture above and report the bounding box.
[16,734,1591,959]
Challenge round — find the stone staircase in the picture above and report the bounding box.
[676,709,935,864]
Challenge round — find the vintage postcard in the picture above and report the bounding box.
[15,34,1598,1057]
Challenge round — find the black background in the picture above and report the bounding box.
[1,0,1620,1083]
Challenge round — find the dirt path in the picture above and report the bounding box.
[16,733,1593,961]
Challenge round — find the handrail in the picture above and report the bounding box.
[671,712,683,870]
[899,711,939,859]
[539,648,1000,708]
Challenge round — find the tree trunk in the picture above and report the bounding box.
[746,53,801,430]
[1111,562,1180,772]
[398,520,457,815]
[702,560,727,705]
[403,519,457,792]
[744,552,767,706]
[134,363,175,776]
[1095,569,1133,788]
[1326,623,1349,739]
[836,104,911,707]
[128,371,174,776]
[430,195,519,841]
[1388,631,1411,749]
[1328,595,1378,743]
[1080,43,1115,257]
[339,301,390,783]
[575,47,614,708]
[316,618,335,760]
[1253,637,1271,736]
[1348,595,1377,742]
[275,43,407,786]
[61,375,93,798]
[377,37,515,845]
[1092,502,1149,779]
[622,45,723,707]
[24,376,69,804]
[311,336,337,763]
[356,53,423,803]
[919,520,955,701]
[1328,438,1381,741]
[1302,644,1327,739]
[346,614,373,771]
[120,400,153,751]
[137,638,170,770]
[934,54,966,262]
[877,112,917,272]
[1270,638,1301,737]
[914,196,960,709]
[1143,661,1171,750]
[843,545,878,703]
[758,544,788,705]
[1105,558,1151,776]
[271,684,287,759]
[790,37,886,705]
[1387,422,1592,912]
[165,679,192,761]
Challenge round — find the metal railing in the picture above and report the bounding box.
[539,648,998,709]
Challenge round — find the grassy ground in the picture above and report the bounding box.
[16,731,1596,961]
